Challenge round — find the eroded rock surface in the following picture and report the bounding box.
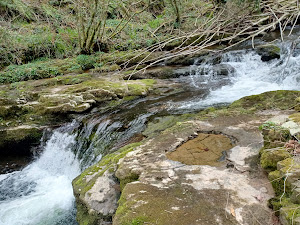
[166,133,234,166]
[0,72,180,157]
[113,115,277,225]
[73,90,300,225]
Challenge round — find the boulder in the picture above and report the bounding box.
[196,64,236,76]
[72,143,141,225]
[255,44,281,62]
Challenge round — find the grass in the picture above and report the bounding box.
[0,0,217,70]
[0,0,266,84]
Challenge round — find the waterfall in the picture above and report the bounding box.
[0,128,81,225]
[0,103,155,225]
[1,33,300,225]
[178,40,300,110]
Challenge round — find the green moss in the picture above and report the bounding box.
[106,96,138,109]
[73,142,142,197]
[269,197,291,216]
[260,148,291,171]
[119,172,139,191]
[261,127,291,149]
[130,217,148,225]
[258,45,280,54]
[280,204,300,224]
[230,90,300,111]
[126,79,155,96]
[92,64,121,73]
[143,115,194,138]
[268,170,291,196]
[114,183,237,225]
[140,79,156,86]
[278,158,300,173]
[161,120,195,135]
[76,55,96,70]
[76,202,99,225]
[289,113,300,123]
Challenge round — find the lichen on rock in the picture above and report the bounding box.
[259,113,300,224]
[72,142,142,225]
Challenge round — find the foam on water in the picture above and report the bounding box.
[0,131,81,225]
[178,41,300,110]
[1,34,300,225]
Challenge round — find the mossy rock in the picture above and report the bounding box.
[142,114,194,138]
[113,182,239,225]
[289,113,300,124]
[268,158,300,198]
[268,170,292,196]
[0,126,43,156]
[256,44,281,62]
[0,105,25,119]
[277,158,300,184]
[73,142,142,225]
[260,147,291,171]
[166,133,234,166]
[92,64,121,73]
[261,124,291,149]
[278,158,300,172]
[0,75,158,136]
[269,197,292,216]
[73,142,141,198]
[0,97,16,105]
[280,204,300,225]
[230,90,300,111]
[291,188,300,204]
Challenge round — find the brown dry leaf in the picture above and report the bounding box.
[284,140,300,154]
[230,207,236,217]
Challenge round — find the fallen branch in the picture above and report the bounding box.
[115,0,299,78]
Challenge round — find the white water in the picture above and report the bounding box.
[0,131,81,225]
[1,37,300,225]
[178,41,300,110]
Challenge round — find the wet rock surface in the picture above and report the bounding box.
[166,133,234,166]
[112,115,275,225]
[0,72,180,160]
[70,90,300,225]
[255,44,281,62]
[74,109,285,224]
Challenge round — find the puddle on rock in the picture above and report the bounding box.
[166,133,234,166]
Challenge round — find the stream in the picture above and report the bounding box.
[1,30,300,225]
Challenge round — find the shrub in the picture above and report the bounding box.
[76,55,96,70]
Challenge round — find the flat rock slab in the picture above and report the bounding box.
[114,114,278,225]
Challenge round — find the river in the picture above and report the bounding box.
[1,30,300,225]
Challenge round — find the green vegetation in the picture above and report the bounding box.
[0,0,268,83]
[0,0,216,70]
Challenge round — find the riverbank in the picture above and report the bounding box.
[73,90,300,225]
[1,23,300,225]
